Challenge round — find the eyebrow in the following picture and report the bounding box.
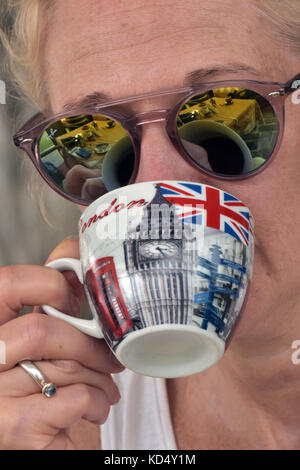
[184,63,260,85]
[63,91,109,111]
[62,63,260,111]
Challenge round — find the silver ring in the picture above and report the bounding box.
[18,360,57,398]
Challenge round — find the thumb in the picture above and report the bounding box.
[44,236,80,265]
[34,236,83,315]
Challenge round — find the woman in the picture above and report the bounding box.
[0,0,300,450]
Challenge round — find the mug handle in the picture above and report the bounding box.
[42,258,104,339]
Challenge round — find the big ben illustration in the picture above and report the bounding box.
[123,186,198,330]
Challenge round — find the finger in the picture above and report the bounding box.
[33,237,84,315]
[62,166,101,199]
[0,265,81,325]
[43,430,77,450]
[82,180,107,200]
[44,237,80,265]
[0,313,124,374]
[38,384,111,426]
[4,384,111,449]
[43,237,84,307]
[0,359,121,405]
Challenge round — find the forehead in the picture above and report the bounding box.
[44,0,286,113]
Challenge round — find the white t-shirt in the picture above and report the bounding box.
[100,369,178,450]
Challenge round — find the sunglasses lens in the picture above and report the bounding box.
[38,114,135,203]
[177,88,278,176]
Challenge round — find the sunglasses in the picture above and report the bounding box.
[14,73,300,206]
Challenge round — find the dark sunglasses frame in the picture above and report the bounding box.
[13,73,300,206]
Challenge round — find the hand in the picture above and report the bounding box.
[0,238,124,450]
[62,166,107,200]
[182,139,212,171]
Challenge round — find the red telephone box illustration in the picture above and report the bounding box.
[85,257,133,342]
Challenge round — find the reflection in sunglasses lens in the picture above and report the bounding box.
[177,88,278,176]
[38,87,279,203]
[38,114,135,202]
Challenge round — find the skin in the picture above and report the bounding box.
[0,239,125,449]
[0,0,299,449]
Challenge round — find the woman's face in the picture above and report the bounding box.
[44,0,300,343]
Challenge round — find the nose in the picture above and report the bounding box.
[134,122,214,185]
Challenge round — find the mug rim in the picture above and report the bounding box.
[80,179,254,219]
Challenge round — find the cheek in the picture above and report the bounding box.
[232,113,300,337]
[235,96,300,266]
[253,105,300,259]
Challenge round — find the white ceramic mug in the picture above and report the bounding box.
[42,181,254,378]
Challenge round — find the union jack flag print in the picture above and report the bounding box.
[157,182,253,246]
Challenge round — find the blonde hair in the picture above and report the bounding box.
[254,0,300,54]
[0,0,54,110]
[1,0,300,111]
